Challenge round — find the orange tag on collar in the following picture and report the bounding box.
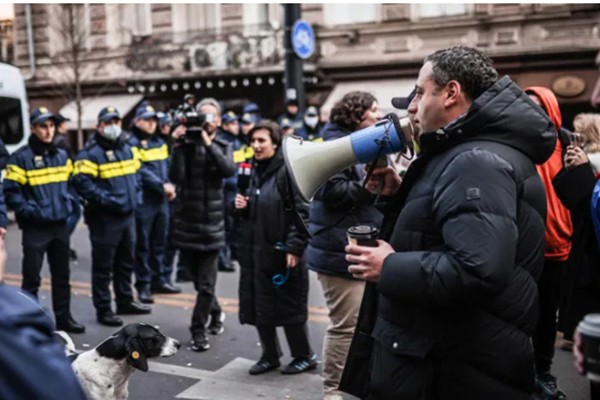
[132,351,140,360]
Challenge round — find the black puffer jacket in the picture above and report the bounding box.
[170,133,235,251]
[306,122,383,278]
[340,76,556,400]
[237,149,310,326]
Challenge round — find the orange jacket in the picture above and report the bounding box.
[525,86,573,261]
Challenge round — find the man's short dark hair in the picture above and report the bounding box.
[330,91,377,131]
[424,46,499,102]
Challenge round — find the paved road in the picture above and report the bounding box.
[2,219,590,399]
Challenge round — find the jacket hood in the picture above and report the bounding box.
[321,122,351,141]
[524,86,562,130]
[421,76,556,165]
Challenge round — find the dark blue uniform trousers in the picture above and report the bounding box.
[218,187,238,268]
[162,200,189,282]
[88,213,136,315]
[134,200,168,291]
[21,221,71,322]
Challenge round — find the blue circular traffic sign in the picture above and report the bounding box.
[292,20,315,60]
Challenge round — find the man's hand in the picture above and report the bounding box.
[201,130,213,147]
[364,166,402,196]
[172,125,186,140]
[286,253,300,268]
[345,240,395,282]
[163,183,176,201]
[565,145,589,170]
[235,193,248,210]
[0,227,7,239]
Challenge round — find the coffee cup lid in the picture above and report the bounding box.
[347,225,378,237]
[578,314,600,337]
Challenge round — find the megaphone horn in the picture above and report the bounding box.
[283,113,413,201]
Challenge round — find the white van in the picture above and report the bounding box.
[0,63,29,153]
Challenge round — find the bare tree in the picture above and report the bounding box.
[46,4,89,149]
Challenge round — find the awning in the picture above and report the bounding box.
[321,78,415,118]
[59,94,144,130]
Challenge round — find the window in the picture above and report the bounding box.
[243,4,269,35]
[171,4,219,43]
[323,4,381,26]
[122,4,152,37]
[416,4,469,18]
[0,97,24,145]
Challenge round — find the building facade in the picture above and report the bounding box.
[10,3,600,137]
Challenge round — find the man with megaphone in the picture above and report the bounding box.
[335,46,557,399]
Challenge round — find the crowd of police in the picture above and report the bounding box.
[0,96,324,335]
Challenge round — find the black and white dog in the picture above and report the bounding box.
[55,323,180,400]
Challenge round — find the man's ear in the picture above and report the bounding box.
[126,337,148,372]
[444,80,462,108]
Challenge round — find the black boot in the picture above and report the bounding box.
[138,288,154,304]
[56,316,86,334]
[97,311,123,327]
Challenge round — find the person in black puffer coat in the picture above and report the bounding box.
[305,91,383,399]
[170,98,236,352]
[235,120,317,376]
[340,46,556,400]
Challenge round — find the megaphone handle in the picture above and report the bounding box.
[362,137,389,194]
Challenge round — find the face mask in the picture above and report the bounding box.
[102,124,122,141]
[304,116,319,129]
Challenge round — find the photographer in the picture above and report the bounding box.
[170,98,236,352]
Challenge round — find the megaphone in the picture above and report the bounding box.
[283,113,414,201]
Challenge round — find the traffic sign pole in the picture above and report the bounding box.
[283,4,304,114]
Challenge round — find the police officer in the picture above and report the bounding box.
[278,99,303,131]
[3,107,85,333]
[217,111,242,272]
[242,102,262,123]
[129,103,180,304]
[296,106,323,142]
[72,106,151,327]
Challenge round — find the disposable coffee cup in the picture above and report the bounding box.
[347,225,379,247]
[578,313,600,382]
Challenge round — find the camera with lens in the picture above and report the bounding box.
[175,103,214,133]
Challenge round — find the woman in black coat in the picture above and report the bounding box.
[234,120,317,376]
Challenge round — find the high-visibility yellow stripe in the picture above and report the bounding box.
[73,159,99,178]
[26,162,72,178]
[5,164,27,185]
[311,137,324,143]
[28,171,70,186]
[137,144,168,162]
[5,161,72,186]
[98,159,139,179]
[233,149,246,163]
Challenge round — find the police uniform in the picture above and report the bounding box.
[3,107,84,333]
[217,111,244,271]
[295,106,324,142]
[128,104,175,302]
[72,106,150,326]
